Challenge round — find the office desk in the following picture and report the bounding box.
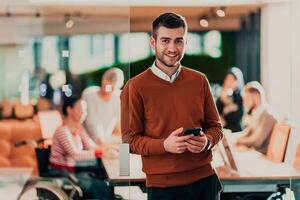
[102,147,300,194]
[103,154,145,187]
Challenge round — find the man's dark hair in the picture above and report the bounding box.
[62,96,81,116]
[152,12,187,39]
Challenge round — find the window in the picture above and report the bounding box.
[41,36,59,73]
[185,31,222,58]
[69,34,114,74]
[186,33,202,55]
[203,31,222,58]
[119,33,150,62]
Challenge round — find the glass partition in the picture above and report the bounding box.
[289,0,300,199]
[0,4,132,200]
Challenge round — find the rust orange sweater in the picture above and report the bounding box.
[121,67,223,187]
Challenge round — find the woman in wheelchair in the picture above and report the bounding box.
[49,96,110,200]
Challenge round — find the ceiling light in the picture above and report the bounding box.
[65,14,74,29]
[199,16,209,28]
[216,7,226,18]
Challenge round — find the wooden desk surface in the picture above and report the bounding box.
[103,154,146,183]
[215,131,300,180]
[102,144,300,184]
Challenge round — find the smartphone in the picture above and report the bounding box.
[183,127,202,136]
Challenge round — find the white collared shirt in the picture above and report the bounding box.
[150,62,181,83]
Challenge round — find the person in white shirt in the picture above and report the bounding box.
[236,81,277,154]
[82,68,124,145]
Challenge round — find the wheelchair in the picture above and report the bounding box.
[15,138,93,200]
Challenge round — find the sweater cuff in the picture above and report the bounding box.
[151,139,167,155]
[205,134,215,149]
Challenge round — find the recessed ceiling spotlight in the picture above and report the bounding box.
[199,16,209,28]
[216,7,226,18]
[65,14,74,29]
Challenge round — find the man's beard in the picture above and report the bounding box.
[156,52,182,68]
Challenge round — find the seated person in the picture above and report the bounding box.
[236,81,277,154]
[49,96,110,200]
[82,68,124,145]
[216,67,244,132]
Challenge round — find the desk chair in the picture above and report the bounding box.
[293,139,300,171]
[266,123,291,163]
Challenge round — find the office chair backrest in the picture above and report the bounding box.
[284,127,299,164]
[266,122,291,163]
[293,143,300,171]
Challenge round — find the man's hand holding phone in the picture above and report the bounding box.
[163,127,193,154]
[183,127,208,153]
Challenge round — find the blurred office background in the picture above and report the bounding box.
[1,0,300,199]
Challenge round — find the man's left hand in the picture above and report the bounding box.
[185,133,207,153]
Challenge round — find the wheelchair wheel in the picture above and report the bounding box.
[18,181,69,200]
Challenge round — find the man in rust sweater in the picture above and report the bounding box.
[121,12,223,200]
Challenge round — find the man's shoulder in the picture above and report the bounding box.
[126,68,153,90]
[130,68,151,83]
[181,66,207,81]
[120,68,150,97]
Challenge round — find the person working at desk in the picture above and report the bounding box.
[49,96,110,200]
[236,81,277,154]
[83,68,124,145]
[121,12,223,200]
[216,67,244,132]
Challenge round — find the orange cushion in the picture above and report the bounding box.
[1,100,14,118]
[0,156,11,167]
[11,120,42,144]
[0,122,11,141]
[14,103,34,119]
[0,140,11,157]
[11,144,35,159]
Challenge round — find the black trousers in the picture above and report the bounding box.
[147,174,223,200]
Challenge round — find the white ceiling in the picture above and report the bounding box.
[0,0,285,34]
